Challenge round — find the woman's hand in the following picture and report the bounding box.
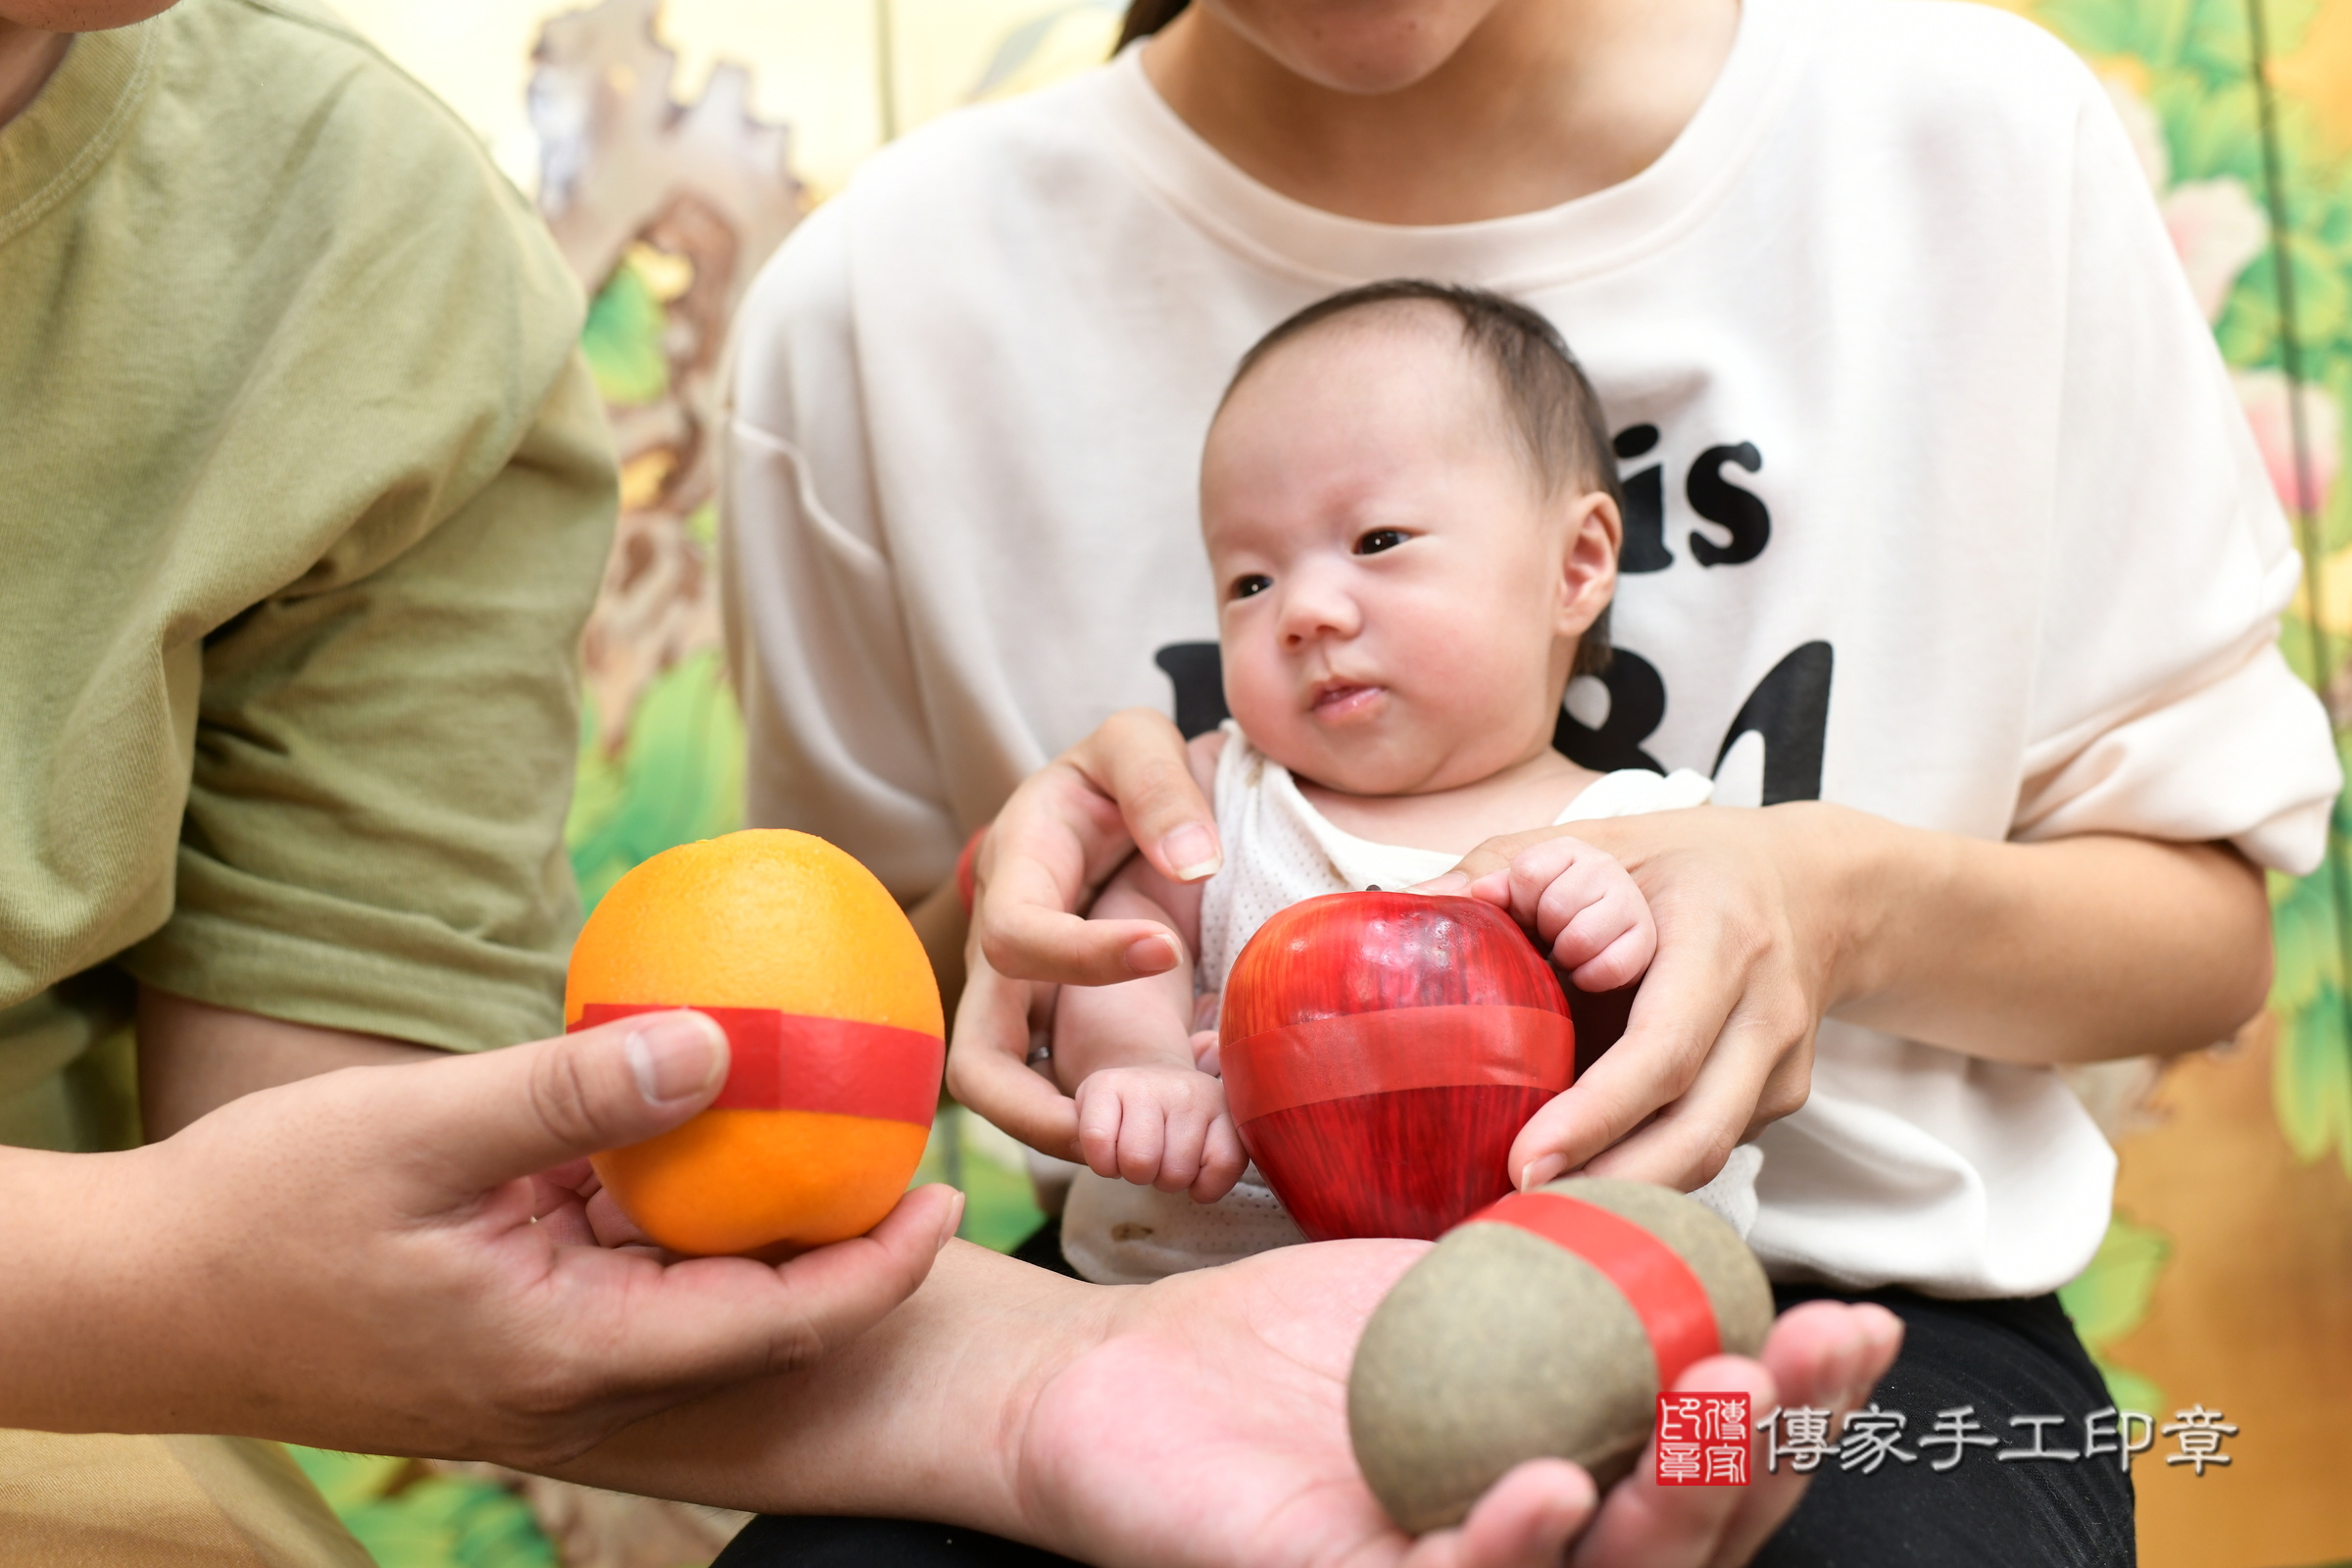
[0,1011,963,1466]
[1443,803,2272,1193]
[949,709,1219,1161]
[1029,1244,1902,1568]
[1433,807,1838,1193]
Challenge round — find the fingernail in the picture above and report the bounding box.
[1125,933,1179,974]
[624,1011,727,1103]
[1520,1153,1569,1191]
[1411,871,1469,895]
[1160,823,1221,881]
[938,1189,966,1250]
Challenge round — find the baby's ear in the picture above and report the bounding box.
[1554,489,1621,632]
[1563,488,1622,567]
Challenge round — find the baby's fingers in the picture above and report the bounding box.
[1152,1101,1211,1194]
[1554,880,1657,991]
[1465,838,1588,927]
[1567,918,1656,994]
[1074,1084,1129,1180]
[1191,1115,1247,1203]
[1116,1101,1171,1187]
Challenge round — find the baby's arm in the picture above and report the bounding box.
[1051,860,1243,1201]
[1043,731,1239,1202]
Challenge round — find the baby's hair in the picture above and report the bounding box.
[1222,279,1620,676]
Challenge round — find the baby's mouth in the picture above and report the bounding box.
[1308,679,1386,721]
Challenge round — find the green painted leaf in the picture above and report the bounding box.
[286,1449,558,1568]
[566,651,747,914]
[2035,0,2170,64]
[2215,292,2282,379]
[579,262,669,408]
[2058,1215,2169,1346]
[285,1447,408,1514]
[2057,1215,2171,1414]
[2284,232,2352,356]
[2271,867,2337,1012]
[2275,980,2352,1171]
[2100,1366,2167,1422]
[337,1477,557,1568]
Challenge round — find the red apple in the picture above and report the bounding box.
[1220,892,1574,1240]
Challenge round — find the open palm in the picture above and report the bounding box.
[1014,1240,1900,1568]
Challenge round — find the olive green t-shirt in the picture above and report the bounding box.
[0,0,618,1151]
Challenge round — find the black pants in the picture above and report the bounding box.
[1750,1285,2133,1567]
[716,1233,2133,1568]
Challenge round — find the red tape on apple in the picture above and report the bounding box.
[1220,1004,1574,1122]
[1464,1191,1722,1390]
[572,1003,942,1124]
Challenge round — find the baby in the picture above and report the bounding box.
[999,281,1753,1283]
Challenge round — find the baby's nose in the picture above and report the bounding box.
[1277,580,1358,645]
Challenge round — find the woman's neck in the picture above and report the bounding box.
[1142,0,1740,225]
[0,24,71,132]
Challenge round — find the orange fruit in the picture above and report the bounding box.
[566,830,944,1255]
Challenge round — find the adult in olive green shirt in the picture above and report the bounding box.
[0,3,1899,1565]
[1,0,606,1152]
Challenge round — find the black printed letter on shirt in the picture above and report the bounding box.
[1554,648,1668,774]
[1613,425,1673,574]
[1712,641,1833,804]
[1687,442,1769,566]
[1154,643,1230,739]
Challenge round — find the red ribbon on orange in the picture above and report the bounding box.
[571,1004,942,1125]
[1465,1190,1721,1390]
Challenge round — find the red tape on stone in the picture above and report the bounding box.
[572,1004,942,1125]
[1221,1004,1573,1123]
[1465,1191,1721,1391]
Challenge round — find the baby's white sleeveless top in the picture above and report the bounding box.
[1059,723,1748,1286]
[1198,724,1713,991]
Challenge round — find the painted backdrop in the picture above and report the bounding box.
[322,3,2352,1565]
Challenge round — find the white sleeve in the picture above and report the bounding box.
[721,200,960,900]
[2012,70,2339,874]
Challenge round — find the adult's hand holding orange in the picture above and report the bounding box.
[0,1011,962,1467]
[571,831,946,1256]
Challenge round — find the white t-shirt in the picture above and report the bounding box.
[724,0,2340,1297]
[1061,726,1749,1286]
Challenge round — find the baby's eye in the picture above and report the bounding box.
[1230,573,1272,601]
[1354,529,1407,556]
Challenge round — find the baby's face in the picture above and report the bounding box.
[1202,314,1616,797]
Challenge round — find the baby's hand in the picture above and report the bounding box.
[1072,1063,1246,1202]
[1469,835,1656,992]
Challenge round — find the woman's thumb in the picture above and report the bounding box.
[409,1010,730,1197]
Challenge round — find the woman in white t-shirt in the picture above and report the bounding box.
[720,1,2339,1563]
